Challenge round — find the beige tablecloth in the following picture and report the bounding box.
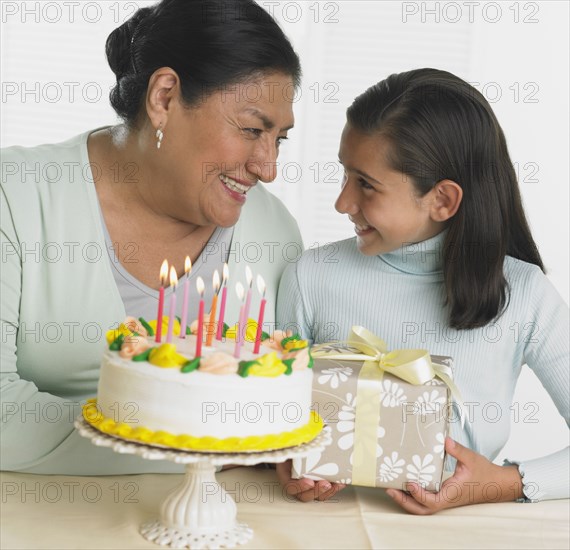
[1,469,569,549]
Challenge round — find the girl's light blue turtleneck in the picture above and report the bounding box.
[277,232,569,502]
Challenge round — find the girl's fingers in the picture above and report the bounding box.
[283,478,316,497]
[444,437,477,465]
[275,460,316,497]
[386,489,433,515]
[297,487,320,502]
[316,482,346,501]
[405,482,442,509]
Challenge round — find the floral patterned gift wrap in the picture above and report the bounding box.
[292,327,464,491]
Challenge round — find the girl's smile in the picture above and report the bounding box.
[336,124,443,256]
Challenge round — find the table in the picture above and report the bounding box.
[1,469,568,549]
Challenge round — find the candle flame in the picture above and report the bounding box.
[213,270,221,293]
[160,259,169,286]
[222,263,229,283]
[235,282,245,301]
[196,276,205,296]
[184,256,192,275]
[256,274,266,296]
[169,266,178,287]
[245,265,253,287]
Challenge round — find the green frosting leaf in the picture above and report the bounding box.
[261,331,271,341]
[222,322,230,337]
[181,357,201,373]
[238,359,261,378]
[282,358,295,375]
[307,349,314,369]
[138,317,154,336]
[280,334,302,349]
[132,348,153,362]
[109,334,125,351]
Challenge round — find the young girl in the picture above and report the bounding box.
[276,69,569,512]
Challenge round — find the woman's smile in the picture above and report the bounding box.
[218,174,255,203]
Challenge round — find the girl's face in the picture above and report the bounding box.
[335,124,442,256]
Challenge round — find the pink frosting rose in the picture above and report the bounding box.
[119,336,150,359]
[261,329,293,351]
[282,347,310,371]
[123,316,148,338]
[189,318,218,337]
[199,352,239,375]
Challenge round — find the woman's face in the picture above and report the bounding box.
[155,72,295,228]
[335,124,441,256]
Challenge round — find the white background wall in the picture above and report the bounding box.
[2,1,568,464]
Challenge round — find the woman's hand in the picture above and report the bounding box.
[386,437,524,515]
[276,459,346,502]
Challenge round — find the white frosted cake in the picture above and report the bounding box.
[84,317,322,452]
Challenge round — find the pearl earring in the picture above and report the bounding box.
[156,127,164,149]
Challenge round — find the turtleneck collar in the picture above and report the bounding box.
[379,230,447,275]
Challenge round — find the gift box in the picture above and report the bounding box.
[292,327,462,491]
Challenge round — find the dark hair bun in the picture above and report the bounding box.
[105,6,153,80]
[105,6,154,122]
[105,0,301,127]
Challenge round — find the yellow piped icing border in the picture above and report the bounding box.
[83,399,323,452]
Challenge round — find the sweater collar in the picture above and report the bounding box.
[379,230,447,275]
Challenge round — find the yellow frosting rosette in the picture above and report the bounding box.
[246,351,286,377]
[148,344,188,368]
[106,324,134,345]
[225,319,258,342]
[106,316,150,345]
[147,316,182,338]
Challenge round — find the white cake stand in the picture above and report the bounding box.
[75,417,331,549]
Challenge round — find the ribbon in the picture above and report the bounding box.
[312,326,465,486]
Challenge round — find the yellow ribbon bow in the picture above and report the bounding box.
[312,326,465,426]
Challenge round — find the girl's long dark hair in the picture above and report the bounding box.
[347,68,544,329]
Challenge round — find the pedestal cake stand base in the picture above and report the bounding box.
[75,417,331,549]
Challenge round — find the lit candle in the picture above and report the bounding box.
[179,256,192,339]
[206,270,220,346]
[234,282,245,359]
[195,277,205,358]
[253,275,267,354]
[240,266,253,348]
[155,259,169,343]
[216,263,229,341]
[166,266,178,343]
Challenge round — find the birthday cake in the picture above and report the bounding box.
[84,317,322,452]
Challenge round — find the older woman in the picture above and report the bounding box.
[1,0,302,474]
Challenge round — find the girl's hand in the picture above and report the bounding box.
[386,437,524,515]
[276,459,346,502]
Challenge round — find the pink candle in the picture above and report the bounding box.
[240,266,253,348]
[216,263,229,340]
[166,266,178,343]
[253,275,267,354]
[155,259,169,343]
[179,256,192,339]
[195,277,205,358]
[234,282,245,359]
